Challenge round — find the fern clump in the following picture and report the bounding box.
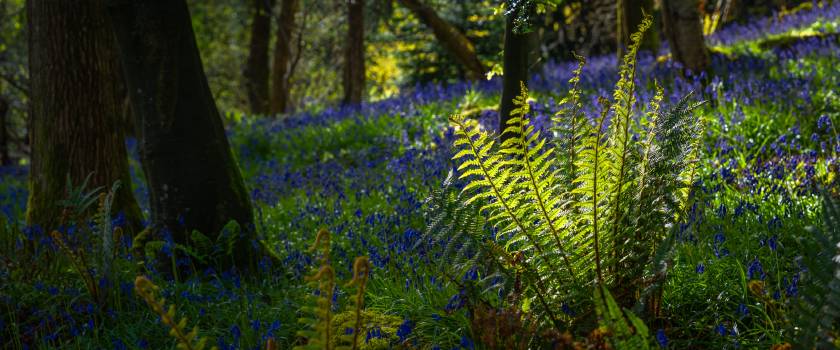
[447,12,703,337]
[134,276,217,350]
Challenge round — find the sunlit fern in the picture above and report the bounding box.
[134,276,217,350]
[448,13,702,332]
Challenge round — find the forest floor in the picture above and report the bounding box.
[1,4,839,349]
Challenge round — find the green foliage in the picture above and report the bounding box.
[51,177,127,305]
[134,276,218,350]
[789,193,840,348]
[593,285,651,350]
[448,13,702,334]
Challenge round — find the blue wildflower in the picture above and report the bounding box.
[397,319,413,342]
[716,324,727,336]
[460,335,475,350]
[696,263,705,274]
[656,329,668,348]
[747,257,765,280]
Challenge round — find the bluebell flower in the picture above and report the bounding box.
[747,257,765,280]
[230,324,241,341]
[397,319,413,342]
[696,263,705,274]
[738,303,749,317]
[656,329,668,348]
[460,336,475,350]
[716,324,727,336]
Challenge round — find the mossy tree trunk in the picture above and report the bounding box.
[245,0,275,115]
[105,0,255,268]
[26,0,142,232]
[397,0,486,81]
[343,0,365,106]
[498,1,534,141]
[269,0,297,114]
[662,0,709,72]
[617,0,659,60]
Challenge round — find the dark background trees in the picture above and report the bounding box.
[244,0,274,115]
[343,0,366,105]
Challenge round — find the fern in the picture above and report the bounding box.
[448,12,702,336]
[790,193,840,348]
[134,276,217,350]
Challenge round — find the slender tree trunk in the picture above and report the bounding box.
[269,0,297,114]
[26,0,142,232]
[662,0,709,72]
[105,0,255,268]
[245,0,275,115]
[0,96,9,166]
[498,2,534,140]
[617,0,659,60]
[343,0,365,105]
[397,0,486,80]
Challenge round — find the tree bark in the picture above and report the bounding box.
[397,0,486,80]
[0,96,9,166]
[343,0,365,106]
[26,0,142,232]
[269,0,297,114]
[105,0,255,268]
[617,0,659,60]
[498,3,534,140]
[662,0,709,72]
[245,0,275,115]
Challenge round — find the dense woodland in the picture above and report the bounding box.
[0,0,839,349]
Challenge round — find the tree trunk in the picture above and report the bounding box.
[397,0,486,80]
[26,0,142,232]
[0,96,9,166]
[498,3,534,140]
[269,0,297,114]
[617,0,659,60]
[343,0,365,106]
[662,0,709,72]
[245,0,275,115]
[105,0,255,268]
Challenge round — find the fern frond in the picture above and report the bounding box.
[340,256,370,350]
[553,53,587,190]
[790,193,840,348]
[296,229,340,350]
[570,97,613,286]
[134,276,216,350]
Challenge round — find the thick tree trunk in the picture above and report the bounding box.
[105,0,255,268]
[0,96,9,166]
[269,0,297,114]
[662,0,709,72]
[617,0,659,60]
[26,0,142,232]
[245,0,275,115]
[343,0,365,106]
[397,0,486,80]
[498,3,534,140]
